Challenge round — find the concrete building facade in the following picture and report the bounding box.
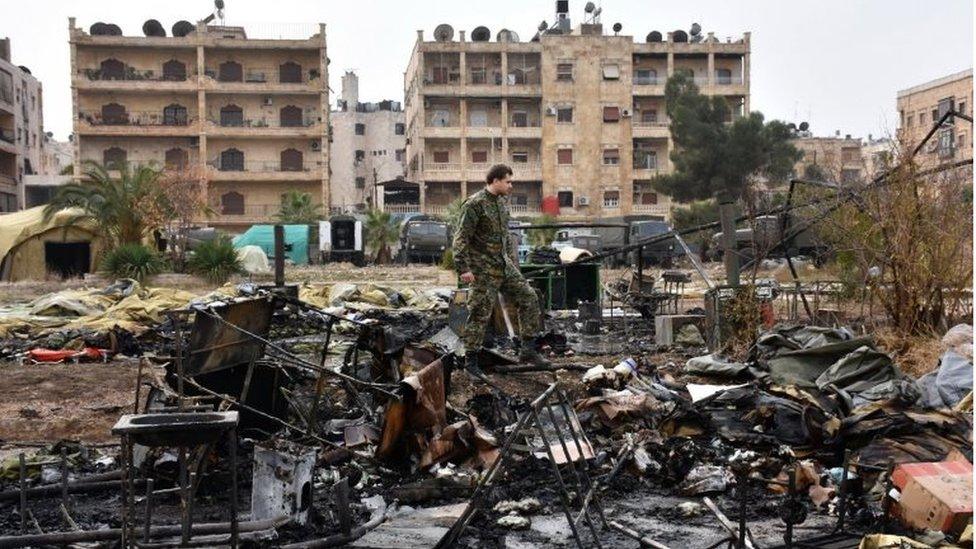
[69,18,330,231]
[897,68,972,168]
[0,37,46,212]
[792,134,866,185]
[403,17,750,220]
[330,71,406,213]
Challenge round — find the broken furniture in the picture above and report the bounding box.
[113,410,239,548]
[252,443,318,526]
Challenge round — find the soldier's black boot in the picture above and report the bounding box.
[519,337,551,367]
[464,351,488,380]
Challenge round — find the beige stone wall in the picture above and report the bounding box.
[0,47,45,209]
[330,108,405,211]
[791,136,865,184]
[897,69,972,168]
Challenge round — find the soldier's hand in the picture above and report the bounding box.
[460,271,476,284]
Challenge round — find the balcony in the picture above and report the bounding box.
[209,203,280,224]
[423,125,462,138]
[507,122,542,139]
[205,118,322,138]
[510,161,542,179]
[207,159,322,181]
[0,172,16,188]
[509,203,543,217]
[383,203,421,214]
[424,162,462,181]
[77,110,199,136]
[203,66,323,94]
[0,128,14,153]
[74,67,197,92]
[633,76,666,96]
[633,119,670,138]
[632,203,670,217]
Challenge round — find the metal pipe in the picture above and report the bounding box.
[0,518,289,548]
[143,479,155,543]
[274,224,285,286]
[529,408,588,549]
[229,428,239,548]
[18,454,26,535]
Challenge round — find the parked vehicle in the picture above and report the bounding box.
[709,214,830,265]
[551,228,604,256]
[399,216,450,263]
[628,220,681,267]
[590,215,659,266]
[320,215,365,266]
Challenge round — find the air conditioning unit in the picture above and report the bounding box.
[621,109,632,117]
[263,96,273,106]
[545,106,558,116]
[577,196,590,206]
[311,139,321,151]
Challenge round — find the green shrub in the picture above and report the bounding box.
[101,244,168,281]
[439,248,455,271]
[187,237,244,284]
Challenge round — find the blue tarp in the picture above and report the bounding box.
[231,225,310,265]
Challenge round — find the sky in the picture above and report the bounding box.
[4,0,973,141]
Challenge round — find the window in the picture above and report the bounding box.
[218,61,243,82]
[469,109,488,127]
[959,102,967,116]
[280,105,303,127]
[557,107,573,123]
[0,69,13,103]
[715,68,732,85]
[220,104,244,126]
[99,58,125,80]
[220,148,244,171]
[512,194,528,206]
[641,109,658,124]
[958,132,967,150]
[163,104,188,126]
[471,150,488,163]
[603,148,620,165]
[279,61,302,83]
[938,97,955,121]
[931,108,939,124]
[557,191,574,207]
[556,63,574,82]
[602,64,620,80]
[355,150,365,162]
[432,150,449,163]
[395,123,405,135]
[603,191,620,208]
[165,148,188,170]
[281,149,303,171]
[221,192,244,215]
[919,110,926,124]
[355,123,366,135]
[355,177,366,189]
[938,129,955,158]
[101,103,128,125]
[511,111,528,127]
[557,148,573,165]
[103,147,127,168]
[511,151,528,163]
[162,59,187,81]
[634,69,657,85]
[430,109,450,127]
[431,66,449,84]
[395,149,405,161]
[470,67,486,84]
[603,106,620,122]
[906,114,913,127]
[634,149,657,170]
[641,191,658,205]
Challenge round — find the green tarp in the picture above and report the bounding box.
[231,225,309,266]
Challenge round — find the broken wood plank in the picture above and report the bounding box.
[702,496,756,549]
[608,520,672,549]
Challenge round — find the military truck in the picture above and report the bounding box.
[399,216,450,263]
[710,214,830,265]
[320,215,365,266]
[628,220,682,267]
[551,228,603,255]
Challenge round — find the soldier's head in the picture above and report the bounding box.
[486,164,514,196]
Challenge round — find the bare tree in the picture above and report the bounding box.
[158,166,210,271]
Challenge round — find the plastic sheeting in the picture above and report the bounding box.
[237,245,271,274]
[231,224,309,266]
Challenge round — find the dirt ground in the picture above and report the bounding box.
[0,360,142,444]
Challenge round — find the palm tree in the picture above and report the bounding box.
[44,161,166,248]
[364,209,401,264]
[276,190,324,224]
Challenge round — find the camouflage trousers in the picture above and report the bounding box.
[462,270,542,352]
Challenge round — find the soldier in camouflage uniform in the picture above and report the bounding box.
[453,164,550,376]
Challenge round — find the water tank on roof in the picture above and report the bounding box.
[471,26,491,41]
[646,31,662,42]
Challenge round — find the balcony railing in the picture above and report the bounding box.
[633,74,662,85]
[80,110,197,126]
[204,67,321,84]
[78,67,195,82]
[0,85,12,104]
[0,128,13,144]
[426,162,461,171]
[209,203,280,219]
[207,117,319,128]
[715,76,745,86]
[633,155,659,170]
[633,203,670,215]
[208,159,314,172]
[383,204,421,214]
[509,203,542,214]
[467,70,503,86]
[633,118,669,127]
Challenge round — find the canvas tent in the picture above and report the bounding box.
[231,224,310,266]
[0,206,105,281]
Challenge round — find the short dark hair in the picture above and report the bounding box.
[486,164,513,184]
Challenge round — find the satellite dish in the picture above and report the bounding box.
[215,0,225,9]
[584,1,596,13]
[497,29,520,42]
[690,22,702,36]
[105,24,122,36]
[433,23,454,42]
[471,26,490,41]
[787,122,797,131]
[612,22,622,33]
[672,29,688,42]
[646,31,662,42]
[142,19,166,37]
[799,121,810,132]
[172,20,195,37]
[90,22,108,35]
[18,66,31,75]
[538,21,549,31]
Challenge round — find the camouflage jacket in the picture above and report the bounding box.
[453,189,518,276]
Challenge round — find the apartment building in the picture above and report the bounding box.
[0,37,46,212]
[792,134,865,185]
[897,68,972,168]
[402,9,750,219]
[69,18,329,232]
[330,71,406,213]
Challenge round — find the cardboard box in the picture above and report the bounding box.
[891,459,973,535]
